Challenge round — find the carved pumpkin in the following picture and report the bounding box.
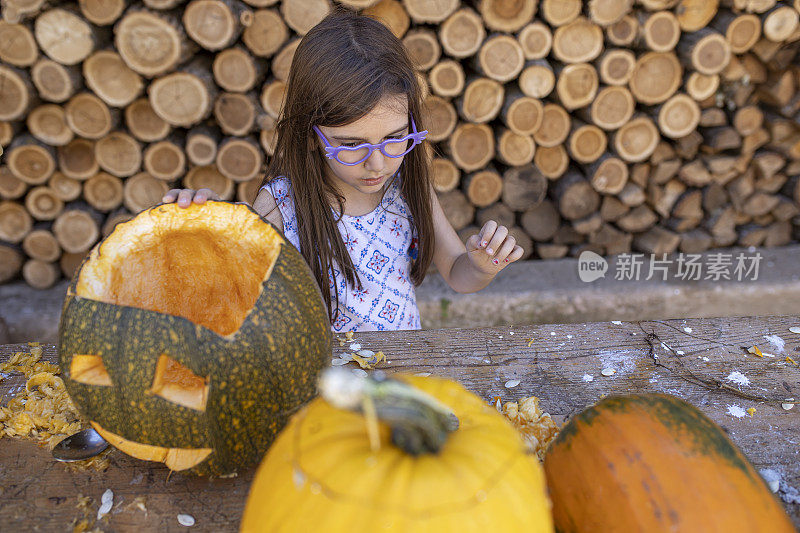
[241,369,554,532]
[544,394,794,532]
[58,201,331,476]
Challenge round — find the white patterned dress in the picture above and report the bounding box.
[261,175,422,332]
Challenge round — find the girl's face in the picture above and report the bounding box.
[316,94,409,198]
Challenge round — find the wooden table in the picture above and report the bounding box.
[2,316,799,531]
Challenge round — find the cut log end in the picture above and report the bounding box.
[658,93,701,139]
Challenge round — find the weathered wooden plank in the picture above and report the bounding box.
[1,315,799,531]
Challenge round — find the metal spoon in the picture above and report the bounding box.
[52,427,109,462]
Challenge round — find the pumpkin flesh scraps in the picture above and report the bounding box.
[497,396,559,460]
[75,202,283,337]
[0,345,109,471]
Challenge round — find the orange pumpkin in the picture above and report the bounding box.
[543,394,794,532]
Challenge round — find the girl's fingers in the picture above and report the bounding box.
[177,189,195,207]
[162,189,182,203]
[193,188,219,203]
[465,233,482,252]
[491,236,517,265]
[485,225,508,255]
[506,245,524,264]
[478,220,497,249]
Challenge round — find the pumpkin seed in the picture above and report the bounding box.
[782,399,795,411]
[97,489,113,520]
[330,358,349,366]
[505,379,520,388]
[177,514,195,527]
[349,343,361,351]
[601,368,616,377]
[357,349,375,357]
[789,327,800,334]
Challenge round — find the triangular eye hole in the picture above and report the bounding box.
[149,355,209,412]
[70,355,112,386]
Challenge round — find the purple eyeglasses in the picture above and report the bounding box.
[312,116,428,166]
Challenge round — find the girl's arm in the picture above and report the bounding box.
[430,187,523,294]
[253,187,285,233]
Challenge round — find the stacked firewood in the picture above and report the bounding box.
[1,0,799,289]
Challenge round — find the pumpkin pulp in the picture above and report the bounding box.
[76,203,282,337]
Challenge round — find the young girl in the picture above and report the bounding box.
[163,9,522,332]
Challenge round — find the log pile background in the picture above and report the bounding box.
[1,0,800,289]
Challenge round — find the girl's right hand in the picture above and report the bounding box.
[162,188,220,208]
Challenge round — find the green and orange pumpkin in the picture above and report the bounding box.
[58,201,331,476]
[543,394,794,532]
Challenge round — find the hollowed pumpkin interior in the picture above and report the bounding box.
[75,202,282,337]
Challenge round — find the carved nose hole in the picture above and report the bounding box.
[149,355,209,412]
[70,355,112,386]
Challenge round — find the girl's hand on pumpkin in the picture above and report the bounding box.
[162,188,220,208]
[465,220,524,274]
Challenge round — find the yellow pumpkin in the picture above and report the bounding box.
[241,370,553,532]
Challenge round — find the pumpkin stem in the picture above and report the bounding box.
[319,368,459,455]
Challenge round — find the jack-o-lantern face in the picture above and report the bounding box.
[58,202,331,476]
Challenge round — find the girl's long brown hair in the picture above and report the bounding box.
[261,8,434,321]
